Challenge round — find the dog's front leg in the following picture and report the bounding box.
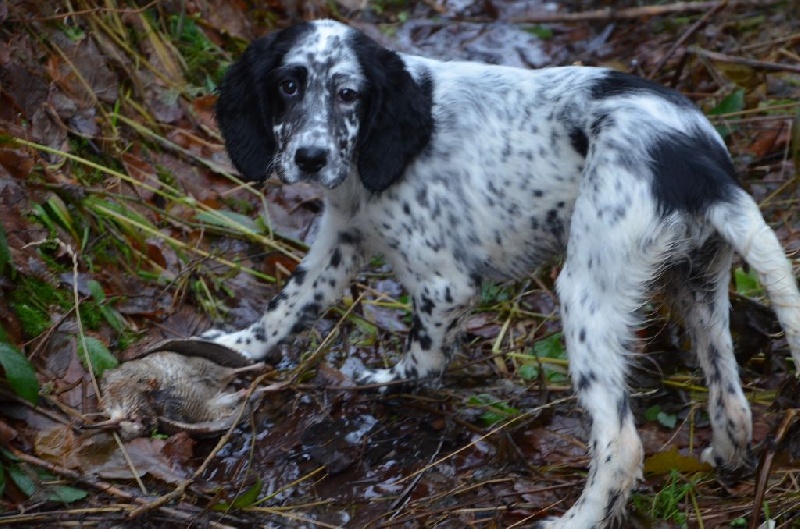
[357,273,478,386]
[201,213,362,361]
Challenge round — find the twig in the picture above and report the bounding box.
[289,291,367,384]
[112,431,148,495]
[647,0,729,79]
[4,446,238,528]
[59,241,103,416]
[508,0,779,24]
[750,409,798,529]
[394,394,576,486]
[7,0,160,22]
[688,47,800,74]
[387,436,445,520]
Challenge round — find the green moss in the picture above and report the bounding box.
[167,14,230,92]
[10,303,52,338]
[9,274,128,339]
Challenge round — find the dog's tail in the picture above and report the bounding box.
[709,188,800,369]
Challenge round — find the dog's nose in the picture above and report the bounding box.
[295,147,328,173]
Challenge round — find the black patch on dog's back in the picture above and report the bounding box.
[591,70,693,108]
[591,70,740,215]
[648,129,740,215]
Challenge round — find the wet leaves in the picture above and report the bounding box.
[84,436,190,483]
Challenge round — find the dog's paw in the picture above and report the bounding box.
[354,367,408,393]
[197,328,266,361]
[199,329,225,341]
[701,446,755,485]
[354,366,442,393]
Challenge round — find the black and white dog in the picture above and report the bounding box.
[203,20,800,527]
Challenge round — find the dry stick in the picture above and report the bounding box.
[386,436,445,521]
[4,447,238,529]
[377,489,573,528]
[740,32,800,52]
[395,395,576,487]
[687,47,800,74]
[59,241,102,421]
[0,508,129,525]
[647,0,729,79]
[112,431,148,495]
[749,408,798,529]
[507,0,779,23]
[7,0,160,22]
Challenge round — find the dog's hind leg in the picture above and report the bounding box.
[542,174,678,528]
[664,236,754,472]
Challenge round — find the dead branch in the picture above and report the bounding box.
[508,0,781,24]
[648,0,730,79]
[688,46,800,74]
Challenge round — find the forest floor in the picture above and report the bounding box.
[1,1,799,527]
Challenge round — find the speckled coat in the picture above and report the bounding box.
[202,20,800,529]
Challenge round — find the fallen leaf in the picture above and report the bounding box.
[746,121,788,159]
[643,447,713,475]
[79,435,188,483]
[34,425,77,469]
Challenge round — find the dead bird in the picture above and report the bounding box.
[100,347,268,440]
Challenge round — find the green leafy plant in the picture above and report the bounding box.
[734,266,763,297]
[467,393,520,426]
[524,25,554,39]
[633,469,698,526]
[515,333,569,383]
[1,450,87,504]
[168,13,230,91]
[78,337,118,378]
[0,343,39,404]
[709,89,745,139]
[212,479,263,511]
[480,282,513,304]
[645,405,678,429]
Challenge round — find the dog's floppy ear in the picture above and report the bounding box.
[216,25,309,181]
[351,33,434,193]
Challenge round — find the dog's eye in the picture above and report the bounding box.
[338,88,358,103]
[279,79,299,96]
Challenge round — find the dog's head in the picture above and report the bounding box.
[216,20,433,192]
